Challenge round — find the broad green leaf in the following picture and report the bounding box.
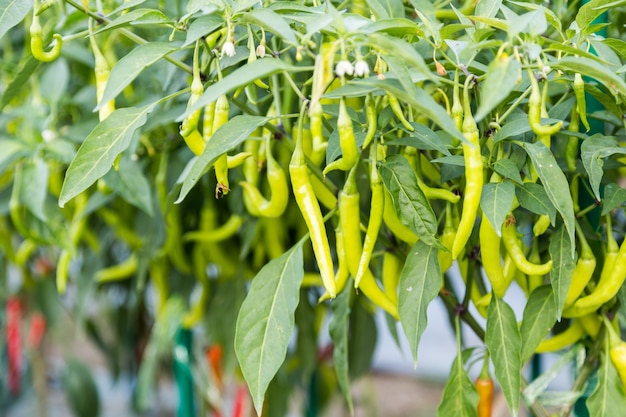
[94,9,173,35]
[59,103,157,207]
[587,351,626,415]
[367,0,404,19]
[184,14,223,46]
[436,351,479,417]
[20,157,49,222]
[360,18,422,36]
[347,300,378,379]
[475,54,521,122]
[136,297,185,410]
[398,241,441,365]
[0,0,31,41]
[549,226,576,316]
[520,285,557,361]
[240,8,297,44]
[552,57,626,97]
[602,183,626,215]
[235,241,304,415]
[177,115,269,202]
[182,60,303,120]
[40,59,70,105]
[486,296,522,417]
[515,182,556,223]
[603,38,626,60]
[0,56,40,111]
[576,0,613,35]
[494,117,532,143]
[0,139,28,172]
[493,159,523,183]
[523,345,584,404]
[233,0,259,13]
[522,141,576,257]
[380,155,441,247]
[581,136,626,200]
[103,158,154,216]
[404,122,452,155]
[480,181,515,235]
[97,43,176,110]
[475,0,501,20]
[329,282,353,414]
[366,33,433,81]
[358,78,464,143]
[508,1,561,33]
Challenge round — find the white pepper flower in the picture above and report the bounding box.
[354,60,370,77]
[256,43,266,58]
[335,60,354,77]
[221,41,236,58]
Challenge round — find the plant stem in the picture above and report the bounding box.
[63,0,193,74]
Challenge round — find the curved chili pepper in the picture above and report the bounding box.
[290,112,336,298]
[535,319,585,353]
[30,7,62,62]
[451,76,483,259]
[480,214,507,298]
[527,69,562,136]
[362,93,378,148]
[323,97,359,174]
[95,253,138,282]
[355,144,384,287]
[382,250,402,307]
[563,222,596,309]
[501,215,553,276]
[387,92,414,131]
[213,95,230,197]
[340,166,398,318]
[89,19,115,121]
[183,214,243,243]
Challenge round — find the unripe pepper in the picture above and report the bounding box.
[563,222,596,309]
[501,215,553,276]
[452,76,483,259]
[290,113,336,298]
[323,97,359,174]
[30,5,62,62]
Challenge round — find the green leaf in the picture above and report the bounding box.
[398,241,441,366]
[240,8,297,44]
[380,155,441,247]
[581,136,626,200]
[403,122,452,156]
[184,14,224,46]
[0,139,28,173]
[508,1,561,33]
[20,157,49,222]
[329,282,353,414]
[367,0,404,19]
[523,345,584,405]
[182,59,304,120]
[97,43,176,110]
[602,38,626,61]
[40,59,70,105]
[103,157,154,216]
[493,159,523,183]
[480,181,515,235]
[176,115,269,203]
[520,285,557,361]
[0,0,31,41]
[494,117,532,144]
[515,182,556,223]
[552,56,626,97]
[0,56,40,111]
[576,0,613,35]
[486,296,522,417]
[587,351,626,415]
[59,103,157,207]
[522,141,576,257]
[602,183,626,215]
[366,33,433,81]
[235,241,304,415]
[436,350,479,417]
[475,0,502,20]
[360,18,422,36]
[94,9,173,35]
[474,54,521,122]
[549,226,576,316]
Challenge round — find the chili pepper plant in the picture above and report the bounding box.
[2,0,626,416]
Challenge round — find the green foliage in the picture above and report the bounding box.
[2,1,626,416]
